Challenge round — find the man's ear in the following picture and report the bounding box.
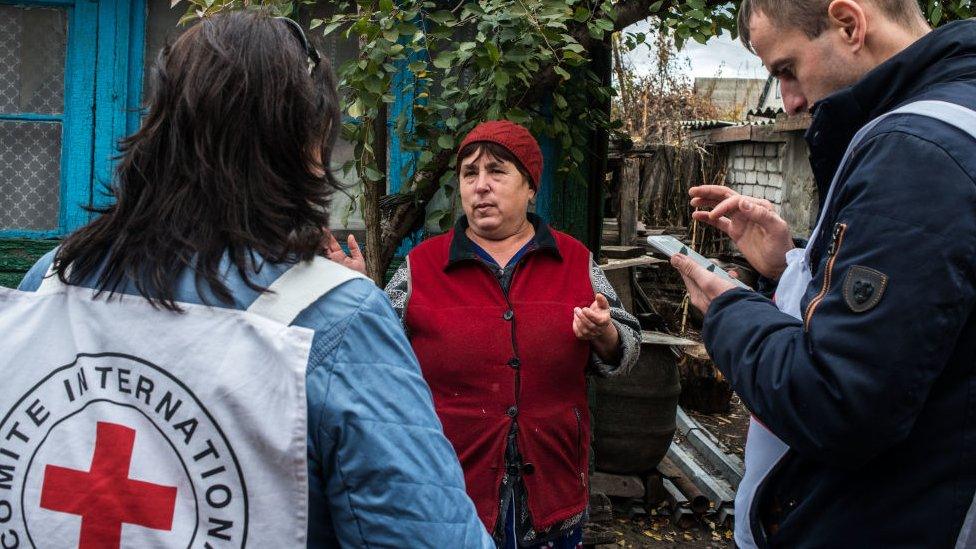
[827,0,868,52]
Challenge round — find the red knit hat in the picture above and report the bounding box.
[457,120,543,189]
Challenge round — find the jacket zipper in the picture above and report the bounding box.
[574,406,585,488]
[803,223,847,331]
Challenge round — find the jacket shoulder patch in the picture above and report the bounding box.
[842,265,888,313]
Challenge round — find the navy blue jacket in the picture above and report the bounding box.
[704,21,976,547]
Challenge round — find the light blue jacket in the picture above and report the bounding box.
[19,251,493,548]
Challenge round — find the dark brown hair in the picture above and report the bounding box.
[54,10,342,310]
[738,0,927,51]
[457,141,534,189]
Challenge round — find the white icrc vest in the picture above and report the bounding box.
[0,256,365,548]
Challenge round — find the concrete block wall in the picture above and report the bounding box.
[717,135,818,237]
[725,142,785,205]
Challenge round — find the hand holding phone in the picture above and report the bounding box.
[647,235,751,290]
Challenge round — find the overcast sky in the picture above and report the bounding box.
[623,20,769,79]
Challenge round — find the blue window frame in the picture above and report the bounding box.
[0,0,145,239]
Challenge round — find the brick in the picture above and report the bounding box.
[765,144,779,157]
[757,172,769,185]
[766,159,779,172]
[734,157,745,170]
[746,171,758,184]
[769,173,784,187]
[772,188,783,202]
[745,157,755,170]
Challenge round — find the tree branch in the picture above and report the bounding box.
[376,0,728,268]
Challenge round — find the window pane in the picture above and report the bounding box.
[0,5,67,115]
[0,121,61,231]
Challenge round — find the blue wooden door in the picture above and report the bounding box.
[0,0,144,239]
[0,0,98,238]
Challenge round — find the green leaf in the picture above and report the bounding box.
[427,10,457,26]
[554,66,571,80]
[573,7,590,21]
[379,0,394,13]
[364,76,385,94]
[437,134,454,150]
[399,22,417,35]
[347,99,364,118]
[570,146,584,163]
[364,165,385,181]
[426,208,448,226]
[494,71,510,88]
[439,211,455,232]
[433,52,455,69]
[563,42,585,54]
[486,42,501,64]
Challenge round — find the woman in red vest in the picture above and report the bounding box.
[327,121,641,548]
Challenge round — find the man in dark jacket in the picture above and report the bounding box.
[672,0,976,547]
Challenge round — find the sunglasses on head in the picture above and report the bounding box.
[275,16,322,69]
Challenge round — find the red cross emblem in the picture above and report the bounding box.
[39,421,178,548]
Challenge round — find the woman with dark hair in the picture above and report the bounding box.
[328,120,641,548]
[18,11,492,548]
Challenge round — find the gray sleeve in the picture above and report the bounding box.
[588,256,641,377]
[383,259,411,326]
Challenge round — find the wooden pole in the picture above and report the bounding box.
[618,157,640,246]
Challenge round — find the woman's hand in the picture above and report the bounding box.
[574,294,621,363]
[573,294,613,340]
[322,229,367,275]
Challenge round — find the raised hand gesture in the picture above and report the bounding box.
[322,229,367,276]
[690,185,794,280]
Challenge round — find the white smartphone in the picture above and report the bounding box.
[647,235,751,290]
